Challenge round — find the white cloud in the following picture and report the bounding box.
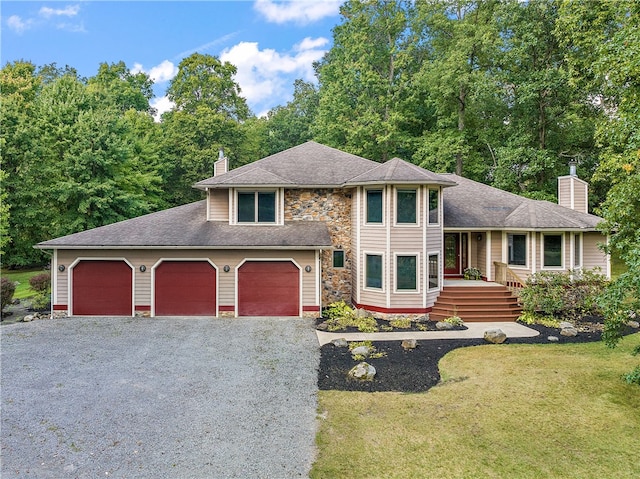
[220,37,328,115]
[39,5,80,19]
[6,15,33,34]
[151,96,175,121]
[131,60,178,84]
[253,0,341,25]
[174,32,241,60]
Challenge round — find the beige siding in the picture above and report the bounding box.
[558,176,588,214]
[54,249,319,314]
[583,232,609,275]
[208,189,229,221]
[490,233,502,280]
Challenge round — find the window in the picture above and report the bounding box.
[428,254,439,290]
[574,234,581,268]
[237,191,276,223]
[396,189,417,224]
[544,234,563,268]
[508,234,527,266]
[396,255,417,291]
[428,189,439,224]
[366,190,383,224]
[333,250,345,268]
[365,254,383,289]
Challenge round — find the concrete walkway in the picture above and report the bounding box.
[316,321,539,346]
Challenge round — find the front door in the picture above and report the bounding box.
[444,233,461,276]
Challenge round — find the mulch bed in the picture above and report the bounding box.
[318,319,638,393]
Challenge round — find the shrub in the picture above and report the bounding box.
[324,301,379,332]
[1,277,16,313]
[29,272,51,293]
[622,366,640,386]
[389,317,412,329]
[444,316,464,327]
[463,267,482,280]
[517,312,561,328]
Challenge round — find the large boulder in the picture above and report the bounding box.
[484,328,507,344]
[351,345,371,358]
[331,338,348,348]
[401,339,417,350]
[436,321,454,330]
[560,326,578,337]
[348,362,376,381]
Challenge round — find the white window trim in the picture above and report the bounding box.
[234,188,282,225]
[573,233,583,270]
[505,232,529,270]
[332,249,346,269]
[363,251,385,292]
[427,188,441,227]
[394,187,420,227]
[364,187,385,226]
[542,232,565,270]
[427,251,441,292]
[394,252,420,293]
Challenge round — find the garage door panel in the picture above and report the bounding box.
[72,260,132,316]
[155,261,216,316]
[238,261,299,316]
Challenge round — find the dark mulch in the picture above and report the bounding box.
[314,316,467,333]
[318,321,638,393]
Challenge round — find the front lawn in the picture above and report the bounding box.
[312,333,640,479]
[1,269,47,300]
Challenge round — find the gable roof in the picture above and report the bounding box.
[36,201,332,249]
[195,141,455,189]
[442,174,602,230]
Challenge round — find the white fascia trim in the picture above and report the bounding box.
[42,246,329,250]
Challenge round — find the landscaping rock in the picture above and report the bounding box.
[547,336,559,342]
[22,315,34,322]
[560,326,578,337]
[436,321,454,330]
[627,320,639,329]
[484,328,507,344]
[316,321,329,331]
[355,308,372,319]
[351,345,371,358]
[331,338,348,348]
[348,362,376,381]
[559,321,574,329]
[401,339,417,350]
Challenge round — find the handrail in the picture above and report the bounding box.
[493,261,526,300]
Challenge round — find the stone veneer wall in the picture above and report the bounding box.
[284,189,352,307]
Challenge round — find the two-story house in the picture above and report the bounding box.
[37,141,608,319]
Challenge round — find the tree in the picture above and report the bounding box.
[87,61,154,113]
[314,0,418,161]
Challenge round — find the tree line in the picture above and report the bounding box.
[1,0,638,270]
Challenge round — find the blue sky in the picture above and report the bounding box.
[1,1,343,117]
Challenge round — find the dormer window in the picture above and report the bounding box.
[237,191,276,223]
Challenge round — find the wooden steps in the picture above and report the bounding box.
[430,285,522,322]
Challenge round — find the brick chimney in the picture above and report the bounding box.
[214,148,228,176]
[558,161,588,213]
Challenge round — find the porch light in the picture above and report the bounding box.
[477,234,483,241]
[58,265,65,272]
[223,265,231,273]
[305,265,312,273]
[139,265,147,272]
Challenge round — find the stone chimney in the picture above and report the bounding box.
[558,161,588,213]
[214,148,228,176]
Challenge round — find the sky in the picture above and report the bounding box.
[1,0,343,117]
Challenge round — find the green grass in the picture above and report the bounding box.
[1,269,47,300]
[312,333,640,479]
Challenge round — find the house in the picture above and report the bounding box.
[37,141,609,319]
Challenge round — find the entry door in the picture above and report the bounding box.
[444,233,461,276]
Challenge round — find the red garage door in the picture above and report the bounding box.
[238,261,300,316]
[72,260,133,316]
[154,261,217,316]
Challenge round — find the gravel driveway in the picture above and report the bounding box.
[1,316,319,478]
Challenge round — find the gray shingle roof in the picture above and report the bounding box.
[442,174,602,230]
[195,141,455,189]
[36,201,332,249]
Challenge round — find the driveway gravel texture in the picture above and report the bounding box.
[1,316,319,478]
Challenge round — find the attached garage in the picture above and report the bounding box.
[72,260,133,316]
[154,260,217,316]
[237,261,300,316]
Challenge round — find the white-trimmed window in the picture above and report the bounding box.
[543,233,564,268]
[428,188,440,225]
[366,189,383,224]
[333,250,345,268]
[428,253,440,290]
[573,234,582,269]
[365,253,383,289]
[395,254,418,291]
[508,233,527,267]
[396,189,417,224]
[237,191,276,223]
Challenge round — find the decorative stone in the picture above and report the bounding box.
[351,346,370,358]
[627,320,640,329]
[316,321,329,331]
[331,338,348,348]
[559,321,574,329]
[547,336,559,342]
[355,308,372,319]
[484,328,507,344]
[436,321,454,330]
[348,362,376,381]
[22,315,34,322]
[560,327,578,337]
[401,339,417,350]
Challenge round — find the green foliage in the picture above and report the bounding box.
[520,269,608,320]
[622,366,640,386]
[444,316,464,327]
[389,317,412,329]
[463,267,482,280]
[348,341,386,360]
[1,277,16,312]
[517,311,561,329]
[323,301,379,332]
[28,272,50,293]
